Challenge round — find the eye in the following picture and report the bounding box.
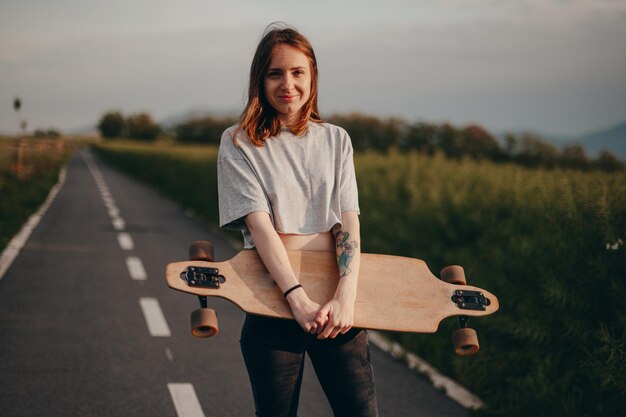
[267,70,281,79]
[293,69,305,77]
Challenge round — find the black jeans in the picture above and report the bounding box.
[240,314,379,417]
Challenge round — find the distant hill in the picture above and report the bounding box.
[499,119,626,161]
[577,120,626,159]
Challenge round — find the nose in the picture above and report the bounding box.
[281,74,294,91]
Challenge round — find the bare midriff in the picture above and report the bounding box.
[278,231,335,252]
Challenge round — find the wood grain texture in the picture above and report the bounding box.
[166,250,499,333]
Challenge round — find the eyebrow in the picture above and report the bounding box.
[267,66,307,72]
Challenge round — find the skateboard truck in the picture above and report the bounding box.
[182,266,225,289]
[451,290,491,311]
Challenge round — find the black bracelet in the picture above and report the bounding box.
[283,284,303,298]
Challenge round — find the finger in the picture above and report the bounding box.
[316,315,329,331]
[318,322,335,339]
[340,325,352,335]
[316,308,329,326]
[329,325,344,339]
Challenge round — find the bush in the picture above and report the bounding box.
[97,111,125,138]
[126,112,161,141]
[175,116,238,144]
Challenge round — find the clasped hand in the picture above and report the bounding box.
[287,289,354,339]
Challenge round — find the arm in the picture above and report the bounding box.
[245,211,322,333]
[317,210,361,339]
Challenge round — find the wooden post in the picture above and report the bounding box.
[14,140,26,179]
[55,138,65,155]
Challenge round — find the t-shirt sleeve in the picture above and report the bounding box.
[217,131,271,231]
[339,131,360,214]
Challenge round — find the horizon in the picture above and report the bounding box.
[1,1,626,137]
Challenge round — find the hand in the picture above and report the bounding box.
[286,288,323,334]
[315,297,355,339]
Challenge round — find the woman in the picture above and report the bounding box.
[217,23,378,417]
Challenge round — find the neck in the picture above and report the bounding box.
[278,111,307,129]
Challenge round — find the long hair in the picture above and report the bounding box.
[236,23,321,146]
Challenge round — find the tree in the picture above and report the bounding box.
[125,112,161,141]
[595,150,624,172]
[327,113,404,152]
[404,122,438,153]
[13,97,24,136]
[97,111,126,138]
[175,115,238,144]
[438,123,465,158]
[516,134,560,168]
[561,144,589,170]
[460,124,502,160]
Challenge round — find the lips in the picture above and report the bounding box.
[278,95,297,102]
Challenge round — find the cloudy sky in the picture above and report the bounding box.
[1,0,625,136]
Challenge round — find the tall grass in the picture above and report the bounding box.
[0,138,76,252]
[94,142,625,416]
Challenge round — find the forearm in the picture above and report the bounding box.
[333,211,361,302]
[246,211,322,332]
[245,212,299,293]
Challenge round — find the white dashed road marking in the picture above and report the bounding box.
[139,297,171,337]
[117,232,134,250]
[112,217,126,231]
[126,256,147,280]
[168,383,206,417]
[85,151,209,417]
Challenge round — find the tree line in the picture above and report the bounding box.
[97,110,624,172]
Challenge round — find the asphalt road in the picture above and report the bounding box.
[0,150,469,417]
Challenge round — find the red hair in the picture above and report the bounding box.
[236,24,321,146]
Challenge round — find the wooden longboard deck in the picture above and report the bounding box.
[166,250,499,333]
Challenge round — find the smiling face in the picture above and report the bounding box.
[264,44,312,128]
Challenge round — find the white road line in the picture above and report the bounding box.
[107,206,120,217]
[165,348,174,362]
[139,297,171,337]
[168,383,206,417]
[126,256,147,280]
[103,198,116,209]
[0,167,67,280]
[112,217,126,231]
[368,331,484,410]
[117,232,134,250]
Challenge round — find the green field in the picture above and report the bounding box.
[0,138,78,252]
[94,141,625,417]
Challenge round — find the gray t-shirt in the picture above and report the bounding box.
[217,122,359,248]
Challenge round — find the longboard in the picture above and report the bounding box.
[166,241,499,355]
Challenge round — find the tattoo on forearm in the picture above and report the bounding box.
[334,231,359,277]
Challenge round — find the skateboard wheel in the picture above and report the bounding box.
[191,308,219,338]
[189,241,215,262]
[452,328,479,356]
[440,265,467,285]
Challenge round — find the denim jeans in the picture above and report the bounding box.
[240,314,379,417]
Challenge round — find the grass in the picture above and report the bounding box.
[0,137,86,252]
[94,140,626,416]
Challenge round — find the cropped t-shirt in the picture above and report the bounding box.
[217,122,359,248]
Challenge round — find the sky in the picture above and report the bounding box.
[1,0,625,137]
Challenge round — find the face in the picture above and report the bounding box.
[264,44,312,127]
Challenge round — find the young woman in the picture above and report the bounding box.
[217,24,378,417]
